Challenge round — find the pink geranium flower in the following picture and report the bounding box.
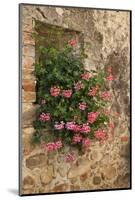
[73,124,81,132]
[100,91,111,101]
[88,87,98,96]
[82,138,91,148]
[80,123,91,133]
[65,152,75,162]
[74,81,84,91]
[55,140,63,149]
[72,134,82,144]
[54,121,65,130]
[87,112,99,124]
[62,89,72,98]
[81,72,92,80]
[43,140,62,152]
[79,102,87,110]
[39,113,50,121]
[66,122,76,130]
[106,74,113,81]
[94,129,106,140]
[43,142,55,152]
[68,39,77,46]
[50,86,60,97]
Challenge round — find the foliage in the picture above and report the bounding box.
[32,39,113,153]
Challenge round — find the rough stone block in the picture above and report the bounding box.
[23,32,35,45]
[68,158,91,179]
[22,56,35,69]
[22,90,36,103]
[22,17,33,32]
[22,103,39,127]
[22,45,35,57]
[23,175,35,190]
[22,79,36,92]
[22,68,35,80]
[51,184,70,193]
[40,165,54,185]
[26,153,47,170]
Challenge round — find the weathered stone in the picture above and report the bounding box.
[80,173,88,181]
[22,45,35,57]
[115,173,130,187]
[22,56,34,69]
[40,165,54,185]
[22,91,36,103]
[57,154,64,163]
[70,185,80,191]
[103,166,117,180]
[22,130,34,153]
[23,32,35,45]
[68,159,91,179]
[22,20,33,32]
[22,104,39,127]
[58,165,68,177]
[70,177,78,184]
[22,68,35,80]
[26,153,47,170]
[23,127,35,135]
[93,176,101,185]
[23,175,35,190]
[90,149,103,162]
[91,163,97,169]
[120,143,130,158]
[51,184,70,192]
[22,79,36,92]
[56,8,64,16]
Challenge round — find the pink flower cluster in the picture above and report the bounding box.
[73,124,81,132]
[72,134,91,148]
[39,113,50,121]
[74,81,84,91]
[94,129,106,140]
[62,89,72,98]
[81,72,92,80]
[87,112,99,124]
[50,86,60,97]
[79,102,87,110]
[88,86,98,96]
[72,134,82,144]
[100,91,111,101]
[80,123,91,134]
[68,39,77,46]
[65,122,91,134]
[65,152,75,162]
[54,121,65,130]
[66,122,77,130]
[82,138,91,148]
[43,140,62,152]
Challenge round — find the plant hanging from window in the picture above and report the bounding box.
[33,39,114,158]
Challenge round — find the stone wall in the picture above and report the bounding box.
[20,4,131,195]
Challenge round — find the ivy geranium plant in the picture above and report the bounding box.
[33,39,114,160]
